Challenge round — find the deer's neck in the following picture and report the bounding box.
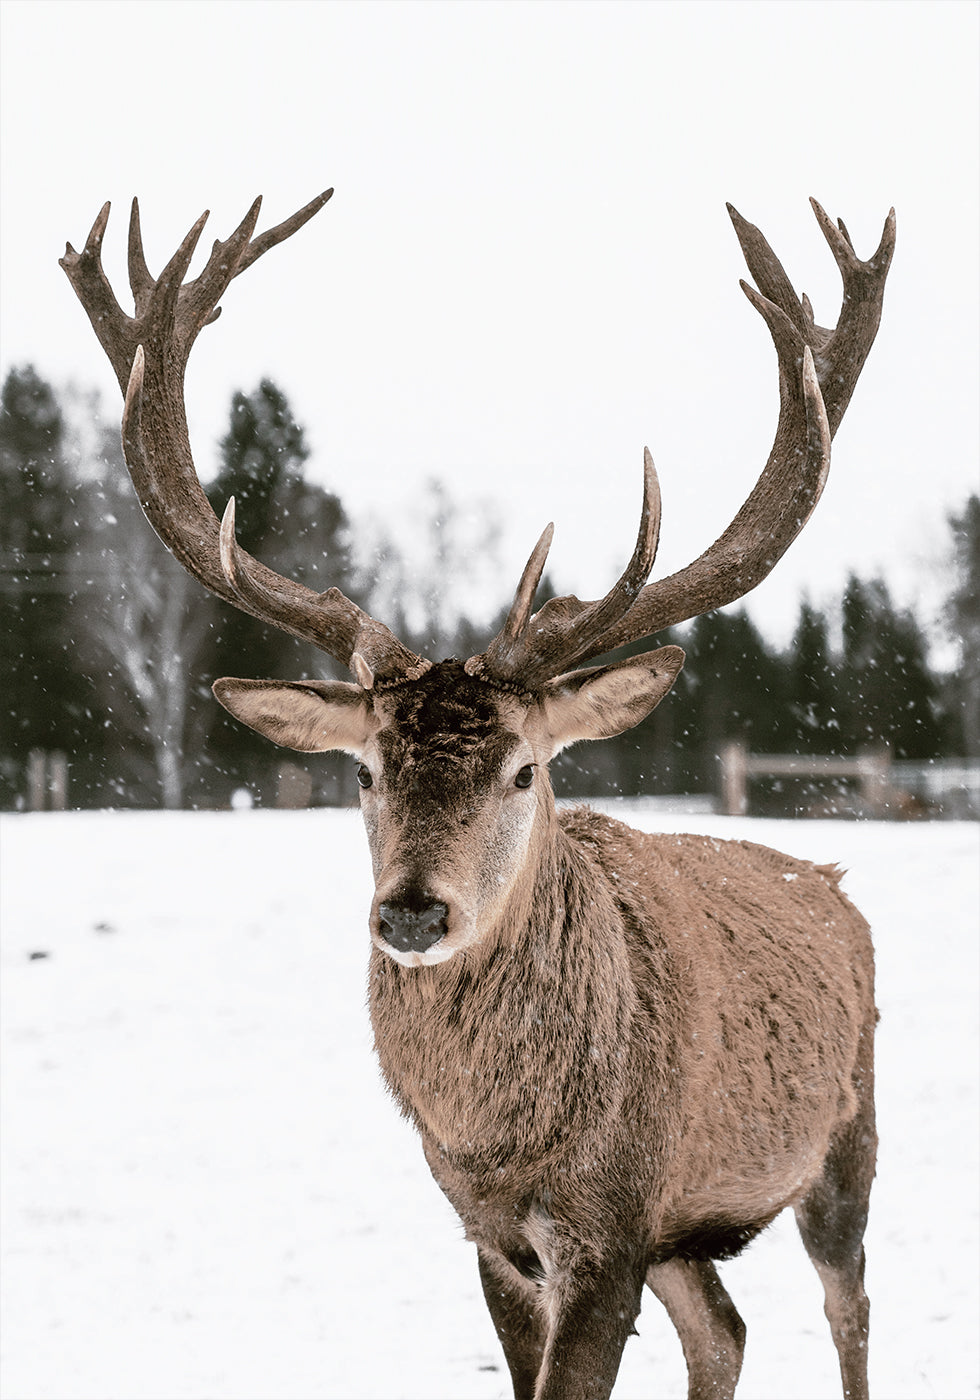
[368,805,638,1173]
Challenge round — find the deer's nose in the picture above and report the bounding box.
[377,898,449,953]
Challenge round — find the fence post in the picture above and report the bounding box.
[48,752,68,811]
[720,741,748,817]
[27,749,46,811]
[858,745,892,817]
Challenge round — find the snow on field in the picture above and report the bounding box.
[1,807,977,1400]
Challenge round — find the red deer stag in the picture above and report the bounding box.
[62,191,893,1400]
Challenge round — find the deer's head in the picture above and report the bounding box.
[214,646,683,965]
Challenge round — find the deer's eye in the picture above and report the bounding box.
[356,763,373,789]
[514,765,535,789]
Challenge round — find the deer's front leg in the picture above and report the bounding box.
[535,1253,646,1400]
[477,1248,546,1400]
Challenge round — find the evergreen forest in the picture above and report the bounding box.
[2,365,977,815]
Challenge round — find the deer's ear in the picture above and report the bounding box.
[538,646,684,756]
[212,678,375,754]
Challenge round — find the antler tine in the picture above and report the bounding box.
[488,523,555,655]
[566,446,662,642]
[218,496,259,600]
[177,197,263,347]
[800,346,832,499]
[65,191,426,684]
[60,203,137,395]
[810,198,861,275]
[148,209,211,335]
[127,198,155,311]
[235,188,334,276]
[726,202,809,342]
[806,199,895,435]
[83,200,111,257]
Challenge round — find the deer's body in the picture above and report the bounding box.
[362,663,877,1398]
[374,812,872,1252]
[62,188,893,1399]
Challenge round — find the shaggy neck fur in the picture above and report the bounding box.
[369,797,651,1176]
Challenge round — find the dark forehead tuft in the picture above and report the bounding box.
[377,660,521,765]
[384,660,504,737]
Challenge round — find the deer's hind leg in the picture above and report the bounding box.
[645,1256,746,1400]
[794,1046,877,1400]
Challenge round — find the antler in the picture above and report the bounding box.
[465,447,663,683]
[467,199,895,689]
[60,192,427,685]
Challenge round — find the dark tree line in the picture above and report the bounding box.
[551,580,954,807]
[2,363,976,811]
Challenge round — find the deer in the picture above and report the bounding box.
[61,188,893,1400]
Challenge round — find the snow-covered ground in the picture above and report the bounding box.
[1,807,977,1400]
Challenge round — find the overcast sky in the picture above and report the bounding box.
[1,0,977,647]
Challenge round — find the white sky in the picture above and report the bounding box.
[1,0,977,646]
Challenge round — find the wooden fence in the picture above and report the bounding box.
[719,742,894,817]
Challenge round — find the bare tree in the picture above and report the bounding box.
[361,478,505,660]
[79,425,210,807]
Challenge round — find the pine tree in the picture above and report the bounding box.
[0,366,99,806]
[199,380,358,804]
[208,380,311,555]
[788,597,840,753]
[839,574,942,759]
[681,608,787,788]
